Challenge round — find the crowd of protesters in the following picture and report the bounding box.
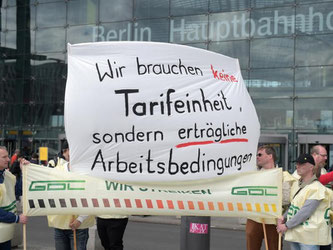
[1,142,333,250]
[247,145,333,250]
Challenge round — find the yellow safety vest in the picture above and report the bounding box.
[47,162,95,230]
[0,171,17,243]
[285,180,331,245]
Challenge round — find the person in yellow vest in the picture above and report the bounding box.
[246,145,297,250]
[292,145,328,179]
[48,140,70,168]
[277,153,331,250]
[0,146,27,250]
[291,146,331,250]
[246,145,280,250]
[47,141,95,250]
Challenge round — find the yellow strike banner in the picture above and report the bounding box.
[23,164,282,218]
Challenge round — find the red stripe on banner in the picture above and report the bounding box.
[59,199,66,208]
[167,200,174,209]
[103,199,110,207]
[81,199,88,208]
[237,203,243,211]
[219,138,248,144]
[208,202,214,211]
[176,141,214,148]
[188,201,195,210]
[70,199,77,207]
[218,202,224,211]
[92,198,99,207]
[177,201,185,210]
[114,199,121,208]
[156,200,164,209]
[135,199,143,208]
[176,138,248,148]
[125,199,132,208]
[198,201,205,210]
[228,202,234,211]
[146,199,153,208]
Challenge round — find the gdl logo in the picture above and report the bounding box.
[29,180,86,191]
[231,186,277,196]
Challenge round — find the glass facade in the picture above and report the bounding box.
[1,0,333,168]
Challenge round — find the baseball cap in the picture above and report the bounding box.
[295,153,315,166]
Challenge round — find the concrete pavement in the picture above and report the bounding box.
[12,216,246,250]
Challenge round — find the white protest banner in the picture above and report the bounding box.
[23,164,282,218]
[65,42,260,182]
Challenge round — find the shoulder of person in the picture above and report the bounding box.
[4,170,16,181]
[48,159,55,166]
[283,171,297,183]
